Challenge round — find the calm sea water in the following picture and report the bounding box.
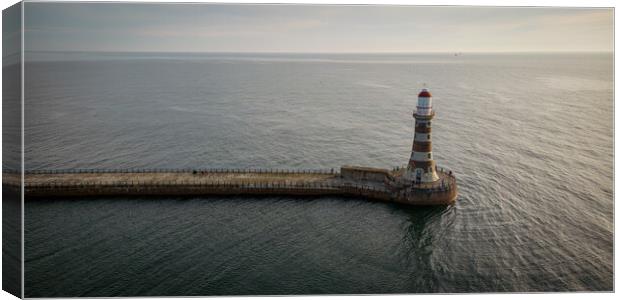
[23,52,613,296]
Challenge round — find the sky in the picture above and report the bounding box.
[23,3,613,53]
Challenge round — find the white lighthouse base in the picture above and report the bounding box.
[403,167,439,184]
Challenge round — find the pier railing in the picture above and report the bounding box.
[25,166,455,178]
[26,180,378,191]
[25,168,339,175]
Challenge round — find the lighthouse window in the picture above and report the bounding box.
[428,153,431,159]
[428,122,431,127]
[427,134,431,139]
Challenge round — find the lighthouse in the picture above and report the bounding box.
[406,88,439,183]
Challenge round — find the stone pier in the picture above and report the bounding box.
[9,165,457,206]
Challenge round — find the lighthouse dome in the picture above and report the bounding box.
[418,89,432,97]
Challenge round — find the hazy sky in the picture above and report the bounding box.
[24,3,613,53]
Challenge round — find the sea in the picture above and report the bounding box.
[22,52,613,296]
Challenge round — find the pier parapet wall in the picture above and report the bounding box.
[340,165,394,182]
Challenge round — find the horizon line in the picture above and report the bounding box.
[24,50,614,54]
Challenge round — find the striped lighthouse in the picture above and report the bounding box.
[406,88,439,183]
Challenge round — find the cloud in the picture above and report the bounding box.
[23,3,613,53]
[134,19,328,38]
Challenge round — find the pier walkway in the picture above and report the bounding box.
[10,166,457,205]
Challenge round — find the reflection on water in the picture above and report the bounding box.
[401,205,455,292]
